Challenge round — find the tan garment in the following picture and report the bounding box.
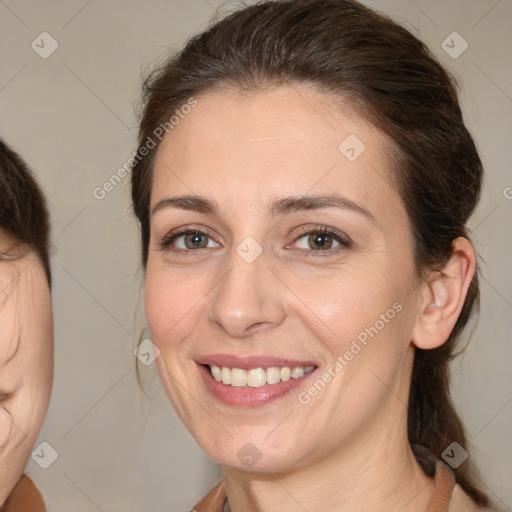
[2,474,46,512]
[193,459,456,512]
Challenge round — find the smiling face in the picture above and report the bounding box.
[0,232,53,504]
[145,84,424,473]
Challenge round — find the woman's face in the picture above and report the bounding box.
[145,85,424,472]
[0,232,53,504]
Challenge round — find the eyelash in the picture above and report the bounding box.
[159,225,352,259]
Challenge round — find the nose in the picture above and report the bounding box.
[206,244,286,339]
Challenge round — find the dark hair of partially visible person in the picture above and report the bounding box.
[131,0,491,506]
[0,138,51,286]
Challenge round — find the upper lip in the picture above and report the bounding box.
[196,354,318,370]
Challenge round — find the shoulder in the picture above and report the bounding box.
[192,481,226,512]
[2,474,46,512]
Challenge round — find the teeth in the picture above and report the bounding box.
[266,367,280,384]
[208,364,315,387]
[231,368,247,387]
[211,365,222,382]
[290,367,305,378]
[221,366,231,385]
[280,367,291,382]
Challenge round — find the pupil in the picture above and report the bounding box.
[187,233,205,248]
[310,233,332,250]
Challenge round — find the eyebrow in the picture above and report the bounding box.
[152,193,378,225]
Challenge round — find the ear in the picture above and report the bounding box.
[411,237,476,350]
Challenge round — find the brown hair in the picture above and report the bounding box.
[0,138,51,286]
[131,0,490,505]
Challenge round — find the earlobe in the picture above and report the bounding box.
[411,237,476,350]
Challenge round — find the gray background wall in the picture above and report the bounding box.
[0,0,510,510]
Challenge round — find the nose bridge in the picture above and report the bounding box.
[207,237,286,337]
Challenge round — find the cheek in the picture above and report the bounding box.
[25,287,54,387]
[145,287,168,347]
[294,269,391,339]
[297,267,412,390]
[0,318,19,364]
[1,333,53,436]
[144,264,198,350]
[0,406,13,452]
[0,292,19,363]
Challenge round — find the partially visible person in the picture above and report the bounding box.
[0,139,53,511]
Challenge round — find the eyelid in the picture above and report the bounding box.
[0,246,26,261]
[0,253,19,261]
[291,225,352,246]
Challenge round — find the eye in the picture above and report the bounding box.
[290,226,352,257]
[160,228,220,251]
[0,242,26,261]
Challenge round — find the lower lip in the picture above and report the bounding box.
[197,364,317,407]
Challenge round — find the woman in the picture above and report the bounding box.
[131,1,500,510]
[0,139,53,511]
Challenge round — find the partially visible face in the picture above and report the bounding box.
[0,232,53,504]
[145,85,423,473]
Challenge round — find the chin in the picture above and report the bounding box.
[200,433,306,474]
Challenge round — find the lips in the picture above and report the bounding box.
[196,354,318,407]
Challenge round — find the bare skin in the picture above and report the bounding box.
[0,232,53,505]
[145,84,480,512]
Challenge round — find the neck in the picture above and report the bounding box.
[221,399,435,512]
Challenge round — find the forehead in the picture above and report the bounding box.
[152,85,401,222]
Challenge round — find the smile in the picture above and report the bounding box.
[207,364,316,387]
[196,355,319,407]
